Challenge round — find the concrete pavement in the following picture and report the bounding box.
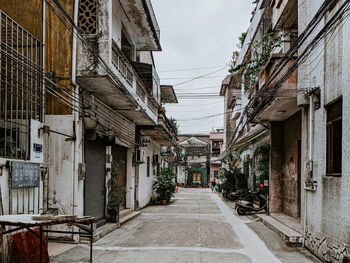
[51,188,320,263]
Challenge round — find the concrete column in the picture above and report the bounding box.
[126,148,134,210]
[269,122,283,213]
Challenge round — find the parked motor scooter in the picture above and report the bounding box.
[235,188,267,215]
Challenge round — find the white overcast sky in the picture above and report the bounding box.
[152,0,253,134]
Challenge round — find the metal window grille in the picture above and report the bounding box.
[0,10,43,160]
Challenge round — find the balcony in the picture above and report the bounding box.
[141,110,178,147]
[271,0,298,31]
[76,0,161,125]
[77,39,161,125]
[251,53,298,122]
[117,0,161,51]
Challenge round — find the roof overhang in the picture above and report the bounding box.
[119,0,161,51]
[161,85,178,103]
[231,125,269,150]
[254,97,299,122]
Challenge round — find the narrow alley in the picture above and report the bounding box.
[52,189,319,263]
[0,0,349,262]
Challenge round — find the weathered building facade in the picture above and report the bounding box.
[298,1,350,262]
[0,0,177,242]
[226,0,350,262]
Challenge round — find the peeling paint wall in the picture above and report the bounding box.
[45,115,84,217]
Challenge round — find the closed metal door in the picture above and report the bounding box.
[85,141,106,222]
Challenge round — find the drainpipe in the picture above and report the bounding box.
[71,0,80,217]
[42,0,47,212]
[42,0,46,119]
[303,95,313,247]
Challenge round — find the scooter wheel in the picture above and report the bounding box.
[237,207,247,215]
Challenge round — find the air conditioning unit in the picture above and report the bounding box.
[153,154,161,164]
[134,149,144,164]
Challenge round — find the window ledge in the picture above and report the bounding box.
[324,174,342,178]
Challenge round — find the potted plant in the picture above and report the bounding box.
[153,167,176,204]
[107,161,127,223]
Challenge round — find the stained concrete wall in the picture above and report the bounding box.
[269,112,301,218]
[281,112,301,218]
[298,1,350,261]
[270,122,283,213]
[45,115,84,217]
[126,149,135,210]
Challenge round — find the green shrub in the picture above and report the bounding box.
[153,167,176,202]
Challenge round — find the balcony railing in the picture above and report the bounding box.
[111,43,133,85]
[147,98,158,114]
[136,81,146,102]
[111,41,155,111]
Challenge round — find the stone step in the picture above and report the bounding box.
[80,211,141,243]
[80,222,118,243]
[120,211,141,226]
[119,208,133,219]
[256,214,303,245]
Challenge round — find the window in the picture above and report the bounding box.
[212,141,222,157]
[214,170,219,178]
[326,98,342,176]
[147,156,150,177]
[0,11,43,160]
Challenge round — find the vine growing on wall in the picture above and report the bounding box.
[229,31,295,92]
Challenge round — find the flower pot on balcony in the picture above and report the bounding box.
[161,200,167,205]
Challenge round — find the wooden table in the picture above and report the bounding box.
[0,215,95,263]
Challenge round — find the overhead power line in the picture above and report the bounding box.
[173,66,229,86]
[158,65,227,73]
[161,75,226,80]
[228,0,350,149]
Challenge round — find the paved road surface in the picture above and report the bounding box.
[52,188,320,263]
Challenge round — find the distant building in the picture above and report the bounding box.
[178,134,210,187]
[209,130,224,186]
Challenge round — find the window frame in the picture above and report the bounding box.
[326,98,342,177]
[147,156,151,177]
